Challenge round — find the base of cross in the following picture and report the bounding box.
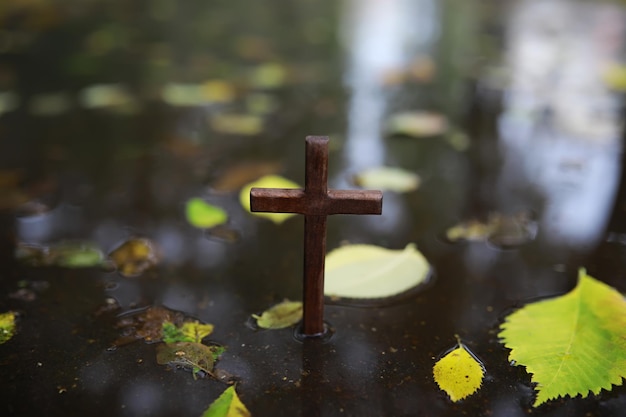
[250,136,383,337]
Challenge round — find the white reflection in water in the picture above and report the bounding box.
[339,0,437,234]
[341,0,437,170]
[498,0,625,250]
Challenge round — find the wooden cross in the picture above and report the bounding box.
[250,136,383,337]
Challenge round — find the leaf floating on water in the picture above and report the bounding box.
[209,114,264,136]
[156,342,216,379]
[16,241,104,268]
[201,385,251,417]
[433,338,485,402]
[239,175,301,224]
[0,311,16,344]
[249,62,288,89]
[324,243,430,299]
[386,111,448,138]
[445,212,536,247]
[186,198,228,229]
[499,268,626,407]
[162,320,214,343]
[108,237,159,277]
[113,306,186,346]
[353,166,420,193]
[252,300,303,329]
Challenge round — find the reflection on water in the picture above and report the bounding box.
[497,0,625,250]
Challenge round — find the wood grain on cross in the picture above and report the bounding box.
[250,136,383,337]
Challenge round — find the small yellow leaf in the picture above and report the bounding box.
[180,321,214,343]
[0,311,16,344]
[252,300,303,329]
[353,166,420,193]
[239,175,301,224]
[433,339,485,402]
[201,386,251,417]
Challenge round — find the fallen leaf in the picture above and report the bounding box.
[113,306,185,346]
[108,237,159,277]
[15,241,104,268]
[209,114,264,136]
[186,198,228,229]
[433,337,485,402]
[499,268,626,406]
[386,111,448,137]
[252,300,303,329]
[0,311,16,344]
[201,386,251,417]
[239,175,301,224]
[353,166,420,193]
[201,80,236,103]
[162,320,214,343]
[249,62,288,89]
[324,243,430,299]
[156,342,216,378]
[445,212,536,247]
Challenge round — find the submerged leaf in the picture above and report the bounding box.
[353,166,420,193]
[499,268,626,406]
[108,238,159,277]
[433,338,485,402]
[239,175,301,224]
[324,243,430,299]
[113,306,186,346]
[252,300,303,329]
[201,386,251,417]
[0,311,16,344]
[156,342,216,378]
[186,198,228,229]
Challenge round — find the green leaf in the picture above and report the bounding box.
[433,337,485,402]
[353,166,420,193]
[201,386,251,417]
[0,311,16,344]
[499,268,626,406]
[239,175,301,224]
[252,300,303,329]
[54,242,104,268]
[186,198,228,229]
[162,321,214,343]
[386,111,448,137]
[324,243,430,299]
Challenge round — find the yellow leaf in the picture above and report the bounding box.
[201,386,251,417]
[252,300,302,329]
[0,311,16,344]
[180,321,214,343]
[433,338,485,402]
[324,243,430,299]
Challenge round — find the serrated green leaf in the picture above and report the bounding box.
[201,386,251,417]
[499,268,626,406]
[0,311,16,344]
[353,166,420,193]
[186,198,228,229]
[324,243,430,299]
[433,338,485,402]
[239,175,301,224]
[252,300,303,329]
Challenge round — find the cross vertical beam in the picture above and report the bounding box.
[250,136,383,337]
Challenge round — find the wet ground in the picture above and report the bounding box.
[2,1,626,416]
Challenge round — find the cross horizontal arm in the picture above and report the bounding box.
[325,190,383,215]
[250,188,307,214]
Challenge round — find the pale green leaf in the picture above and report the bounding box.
[499,268,626,406]
[52,242,104,268]
[201,386,251,417]
[186,198,228,229]
[386,111,448,137]
[0,311,16,344]
[209,114,264,136]
[162,320,214,343]
[353,166,420,193]
[433,338,485,402]
[252,300,303,329]
[324,243,430,299]
[239,175,301,224]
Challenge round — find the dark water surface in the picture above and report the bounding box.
[2,1,626,416]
